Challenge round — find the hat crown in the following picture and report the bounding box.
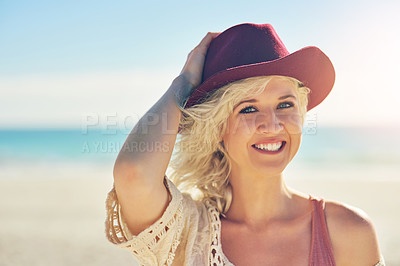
[184,22,335,111]
[202,23,290,82]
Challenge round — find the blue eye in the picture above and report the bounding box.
[277,102,294,109]
[239,106,257,114]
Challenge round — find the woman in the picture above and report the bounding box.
[106,23,385,265]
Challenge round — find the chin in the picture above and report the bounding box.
[254,163,288,177]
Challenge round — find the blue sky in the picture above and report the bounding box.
[1,0,399,128]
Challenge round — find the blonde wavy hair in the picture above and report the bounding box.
[169,75,310,214]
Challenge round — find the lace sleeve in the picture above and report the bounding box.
[374,256,385,266]
[105,177,184,266]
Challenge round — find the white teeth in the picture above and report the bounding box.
[254,142,283,152]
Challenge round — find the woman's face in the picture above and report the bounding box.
[221,77,303,178]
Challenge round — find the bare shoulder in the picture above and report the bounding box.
[324,200,382,266]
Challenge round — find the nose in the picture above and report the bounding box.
[255,110,283,134]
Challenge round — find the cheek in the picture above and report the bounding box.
[225,116,256,136]
[278,113,303,135]
[223,118,253,154]
[279,113,302,158]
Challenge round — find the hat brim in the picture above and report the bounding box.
[184,46,335,111]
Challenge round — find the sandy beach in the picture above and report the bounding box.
[0,162,399,266]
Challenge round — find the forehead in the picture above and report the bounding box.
[232,78,298,111]
[244,77,298,101]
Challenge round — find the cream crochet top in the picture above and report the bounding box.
[105,177,385,266]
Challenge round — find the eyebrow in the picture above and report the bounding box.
[233,99,257,110]
[234,94,296,109]
[279,94,296,100]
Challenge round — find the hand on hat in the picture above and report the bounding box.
[179,32,219,93]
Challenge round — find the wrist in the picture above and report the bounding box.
[171,75,196,108]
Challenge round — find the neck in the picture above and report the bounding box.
[224,168,295,229]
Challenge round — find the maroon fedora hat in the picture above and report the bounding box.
[184,23,335,111]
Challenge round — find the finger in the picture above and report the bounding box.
[195,32,220,52]
[179,32,220,80]
[185,32,220,66]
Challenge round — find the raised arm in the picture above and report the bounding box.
[113,32,219,235]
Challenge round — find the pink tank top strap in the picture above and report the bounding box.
[309,195,337,266]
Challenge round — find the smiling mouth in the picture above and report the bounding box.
[252,141,286,152]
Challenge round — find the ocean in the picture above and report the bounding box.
[0,126,399,180]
